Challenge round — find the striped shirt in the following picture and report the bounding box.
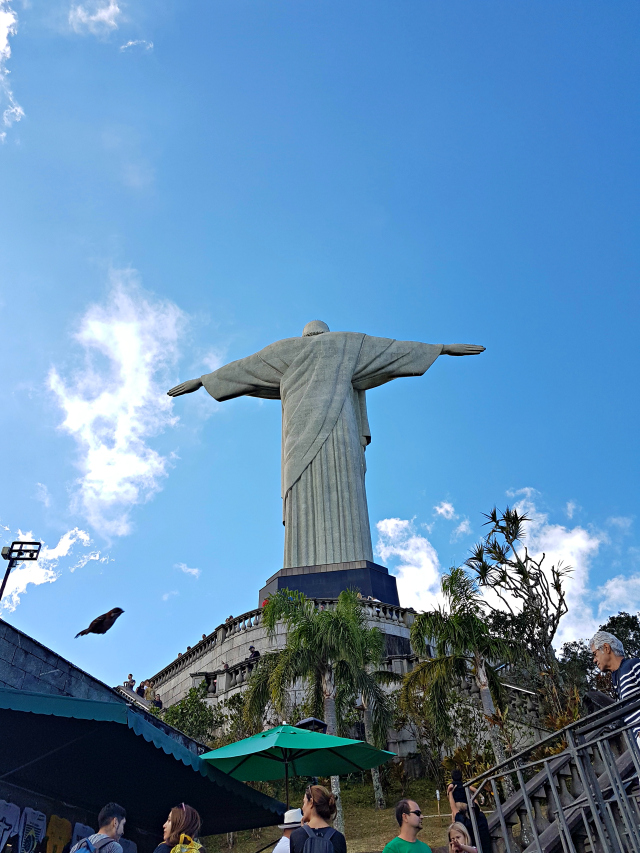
[611,657,640,735]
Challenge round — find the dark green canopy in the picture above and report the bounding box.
[0,687,284,835]
[202,725,395,806]
[202,725,395,780]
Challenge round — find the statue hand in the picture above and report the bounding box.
[167,378,203,397]
[441,344,486,356]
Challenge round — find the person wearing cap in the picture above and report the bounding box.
[447,772,490,853]
[247,645,261,661]
[272,809,302,853]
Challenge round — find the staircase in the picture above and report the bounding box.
[462,693,640,853]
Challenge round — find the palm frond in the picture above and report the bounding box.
[244,651,283,726]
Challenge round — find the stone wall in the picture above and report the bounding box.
[150,600,416,709]
[148,599,422,756]
[148,599,546,759]
[0,619,121,701]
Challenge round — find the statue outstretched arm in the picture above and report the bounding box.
[441,344,485,356]
[167,378,203,397]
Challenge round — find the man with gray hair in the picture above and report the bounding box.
[590,630,640,740]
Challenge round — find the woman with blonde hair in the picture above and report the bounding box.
[289,786,346,853]
[447,822,476,853]
[153,804,203,853]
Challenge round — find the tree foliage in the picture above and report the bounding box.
[402,566,519,779]
[599,611,640,657]
[162,681,223,743]
[465,506,571,681]
[243,588,398,828]
[244,588,396,747]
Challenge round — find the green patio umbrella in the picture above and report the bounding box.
[202,725,395,807]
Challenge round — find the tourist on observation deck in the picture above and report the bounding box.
[590,630,640,739]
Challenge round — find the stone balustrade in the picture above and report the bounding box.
[149,597,416,708]
[220,608,263,640]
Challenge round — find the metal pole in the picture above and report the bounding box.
[285,758,290,809]
[0,559,17,604]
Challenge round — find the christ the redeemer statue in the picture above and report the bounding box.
[168,322,484,569]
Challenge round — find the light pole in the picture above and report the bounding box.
[0,541,42,604]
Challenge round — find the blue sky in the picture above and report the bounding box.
[1,0,639,689]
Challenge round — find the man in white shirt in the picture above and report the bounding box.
[273,809,303,853]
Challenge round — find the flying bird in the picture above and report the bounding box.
[75,607,124,638]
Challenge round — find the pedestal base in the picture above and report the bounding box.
[258,559,400,607]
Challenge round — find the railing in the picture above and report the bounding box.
[151,631,219,687]
[459,674,544,732]
[464,692,640,853]
[219,608,263,640]
[192,659,260,697]
[151,599,415,688]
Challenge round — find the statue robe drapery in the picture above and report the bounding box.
[201,332,442,568]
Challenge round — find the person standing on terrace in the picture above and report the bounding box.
[590,630,640,741]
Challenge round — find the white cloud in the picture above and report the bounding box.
[607,516,633,532]
[0,0,24,142]
[376,489,632,650]
[376,517,443,611]
[1,526,99,611]
[202,349,224,372]
[452,518,472,541]
[175,562,200,579]
[120,39,152,52]
[596,573,640,620]
[49,270,185,537]
[121,159,154,190]
[69,0,121,35]
[508,492,603,646]
[71,550,111,571]
[40,527,91,558]
[434,500,455,520]
[566,501,578,519]
[162,590,178,601]
[35,483,51,508]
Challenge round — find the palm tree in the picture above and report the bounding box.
[244,588,395,830]
[402,567,518,795]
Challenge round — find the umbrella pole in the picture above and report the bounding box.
[285,758,290,808]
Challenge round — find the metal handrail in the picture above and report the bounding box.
[466,690,640,853]
[466,690,640,788]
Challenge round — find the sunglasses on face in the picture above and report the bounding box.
[408,810,422,817]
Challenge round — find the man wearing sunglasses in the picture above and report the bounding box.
[382,800,432,853]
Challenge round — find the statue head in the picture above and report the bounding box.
[302,320,330,337]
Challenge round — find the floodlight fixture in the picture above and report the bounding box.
[0,540,42,604]
[295,716,328,734]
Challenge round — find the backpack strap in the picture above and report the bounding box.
[301,827,335,842]
[77,837,113,853]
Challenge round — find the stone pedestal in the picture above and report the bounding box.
[258,559,400,606]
